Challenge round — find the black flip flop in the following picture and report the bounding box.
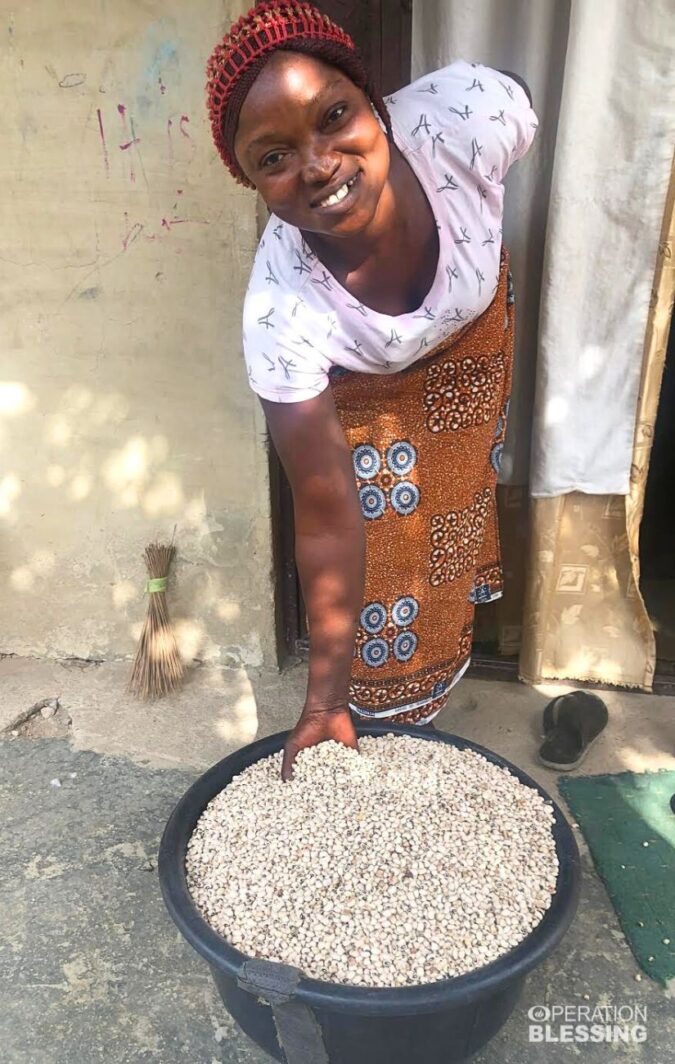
[539,691,608,771]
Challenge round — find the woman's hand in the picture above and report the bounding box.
[281,704,359,781]
[262,389,366,785]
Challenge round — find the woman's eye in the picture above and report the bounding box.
[261,151,284,169]
[326,105,347,125]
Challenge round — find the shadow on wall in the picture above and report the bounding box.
[0,374,269,670]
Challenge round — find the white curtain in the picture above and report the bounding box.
[413,0,674,497]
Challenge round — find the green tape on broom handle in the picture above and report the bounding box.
[145,577,168,594]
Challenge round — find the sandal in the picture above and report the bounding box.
[538,691,608,771]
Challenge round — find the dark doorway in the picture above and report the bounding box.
[269,0,413,662]
[640,314,675,675]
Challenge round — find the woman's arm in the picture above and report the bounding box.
[261,386,365,775]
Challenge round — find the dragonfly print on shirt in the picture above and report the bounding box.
[278,355,296,380]
[345,339,365,357]
[449,104,473,121]
[412,113,432,137]
[498,79,515,100]
[413,305,436,321]
[293,251,311,275]
[437,173,459,193]
[291,333,314,350]
[312,270,333,291]
[385,329,403,349]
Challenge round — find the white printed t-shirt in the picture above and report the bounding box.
[242,61,538,403]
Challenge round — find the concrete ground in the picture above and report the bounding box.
[1,654,674,1063]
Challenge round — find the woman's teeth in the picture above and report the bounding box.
[319,173,357,208]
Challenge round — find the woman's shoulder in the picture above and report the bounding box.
[243,216,319,330]
[389,60,530,122]
[388,59,477,107]
[242,218,334,404]
[387,60,537,181]
[245,215,314,302]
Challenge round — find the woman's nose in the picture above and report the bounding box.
[302,149,340,186]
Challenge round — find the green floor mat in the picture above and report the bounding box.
[559,770,675,987]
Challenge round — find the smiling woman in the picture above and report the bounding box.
[205,1,538,779]
[234,56,391,233]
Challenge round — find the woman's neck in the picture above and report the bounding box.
[299,142,440,317]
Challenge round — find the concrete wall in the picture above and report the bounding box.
[0,1,277,669]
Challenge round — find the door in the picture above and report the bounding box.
[269,0,413,661]
[640,314,675,678]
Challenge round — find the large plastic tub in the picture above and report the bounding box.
[159,725,580,1063]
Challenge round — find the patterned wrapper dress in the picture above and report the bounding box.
[330,249,514,725]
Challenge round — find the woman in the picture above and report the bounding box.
[206,1,537,780]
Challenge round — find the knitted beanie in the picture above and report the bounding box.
[205,1,392,186]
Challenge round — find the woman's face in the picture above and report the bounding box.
[234,52,391,239]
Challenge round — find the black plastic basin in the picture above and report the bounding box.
[159,725,580,1063]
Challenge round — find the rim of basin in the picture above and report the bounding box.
[159,725,581,1017]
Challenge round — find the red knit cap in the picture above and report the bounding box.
[206,2,362,186]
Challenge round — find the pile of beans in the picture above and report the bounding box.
[186,735,558,988]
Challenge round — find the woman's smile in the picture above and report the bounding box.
[312,170,362,213]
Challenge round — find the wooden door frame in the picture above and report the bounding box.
[268,0,414,663]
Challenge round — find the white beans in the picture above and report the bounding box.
[186,735,558,988]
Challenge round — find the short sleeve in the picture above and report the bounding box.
[242,252,332,404]
[394,60,538,185]
[469,63,538,182]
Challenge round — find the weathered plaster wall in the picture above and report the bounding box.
[0,1,276,668]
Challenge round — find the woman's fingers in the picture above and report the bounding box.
[281,739,298,782]
[280,707,359,781]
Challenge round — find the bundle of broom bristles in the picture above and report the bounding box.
[128,534,184,700]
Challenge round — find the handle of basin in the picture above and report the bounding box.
[237,958,329,1064]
